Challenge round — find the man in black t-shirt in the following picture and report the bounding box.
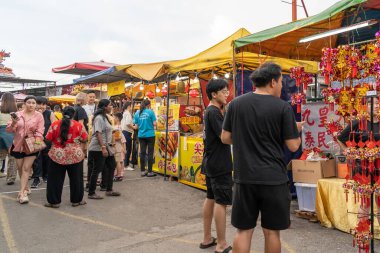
[199,79,232,253]
[222,62,302,253]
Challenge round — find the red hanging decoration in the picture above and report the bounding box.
[145,90,154,99]
[189,89,199,98]
[291,92,306,113]
[161,86,168,96]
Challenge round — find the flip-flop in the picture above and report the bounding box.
[88,194,103,199]
[72,200,87,207]
[199,237,217,249]
[44,203,60,208]
[215,246,232,253]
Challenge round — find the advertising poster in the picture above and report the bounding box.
[152,131,180,177]
[178,136,206,190]
[179,105,203,134]
[156,104,180,131]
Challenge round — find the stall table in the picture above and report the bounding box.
[316,178,380,238]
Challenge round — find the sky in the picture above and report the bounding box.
[1,0,339,86]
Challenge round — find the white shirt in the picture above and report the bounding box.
[121,110,133,133]
[83,104,96,117]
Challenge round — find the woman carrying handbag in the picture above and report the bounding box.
[6,95,44,204]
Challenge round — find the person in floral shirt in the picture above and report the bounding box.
[44,106,88,208]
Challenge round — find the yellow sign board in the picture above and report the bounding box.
[156,104,180,131]
[178,136,206,190]
[107,81,125,96]
[152,131,180,177]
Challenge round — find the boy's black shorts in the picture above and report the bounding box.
[231,183,291,230]
[206,172,233,206]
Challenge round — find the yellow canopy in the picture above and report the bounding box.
[169,28,319,75]
[48,95,76,103]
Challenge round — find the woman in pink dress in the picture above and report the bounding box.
[6,96,44,204]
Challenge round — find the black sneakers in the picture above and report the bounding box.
[31,178,41,188]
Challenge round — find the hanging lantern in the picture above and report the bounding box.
[161,86,168,96]
[146,90,154,99]
[189,89,199,98]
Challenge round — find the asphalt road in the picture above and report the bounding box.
[0,169,371,253]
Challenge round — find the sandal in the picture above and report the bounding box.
[199,237,217,249]
[215,246,232,253]
[72,200,87,207]
[88,194,103,199]
[105,191,121,197]
[44,203,60,208]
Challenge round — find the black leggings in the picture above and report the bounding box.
[88,151,116,195]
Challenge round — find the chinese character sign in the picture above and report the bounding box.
[301,102,343,151]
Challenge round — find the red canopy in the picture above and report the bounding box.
[52,60,118,75]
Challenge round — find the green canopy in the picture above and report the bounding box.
[234,0,371,60]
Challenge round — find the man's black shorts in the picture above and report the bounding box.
[206,173,233,206]
[231,183,291,230]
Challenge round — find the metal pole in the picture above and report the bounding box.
[292,0,297,21]
[370,96,374,253]
[163,75,170,181]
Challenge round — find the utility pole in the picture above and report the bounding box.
[282,0,308,21]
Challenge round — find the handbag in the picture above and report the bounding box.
[22,117,46,154]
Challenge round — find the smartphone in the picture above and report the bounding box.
[10,112,18,120]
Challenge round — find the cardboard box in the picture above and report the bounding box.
[289,159,336,184]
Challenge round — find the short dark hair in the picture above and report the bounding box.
[54,105,61,111]
[250,62,282,88]
[87,91,96,95]
[123,102,132,111]
[206,79,228,100]
[114,112,123,121]
[17,102,24,109]
[24,95,37,103]
[36,96,48,105]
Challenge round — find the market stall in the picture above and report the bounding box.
[233,1,380,251]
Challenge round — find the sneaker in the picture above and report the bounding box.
[125,165,135,171]
[43,177,48,183]
[141,171,148,177]
[146,172,157,177]
[31,178,41,189]
[0,172,6,178]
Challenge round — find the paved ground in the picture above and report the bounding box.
[0,169,373,253]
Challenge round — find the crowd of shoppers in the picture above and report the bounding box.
[0,91,152,206]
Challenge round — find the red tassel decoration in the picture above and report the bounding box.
[330,102,334,112]
[297,104,301,113]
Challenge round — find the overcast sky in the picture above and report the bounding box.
[2,0,338,85]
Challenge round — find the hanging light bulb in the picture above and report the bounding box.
[224,73,230,79]
[163,82,168,88]
[139,84,144,90]
[194,73,199,83]
[156,86,160,93]
[175,73,180,81]
[213,74,218,80]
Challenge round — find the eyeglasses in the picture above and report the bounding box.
[220,89,230,95]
